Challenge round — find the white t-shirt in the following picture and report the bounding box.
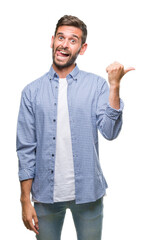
[53,78,75,202]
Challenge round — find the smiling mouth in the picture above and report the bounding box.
[56,50,70,58]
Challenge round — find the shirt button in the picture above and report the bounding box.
[53,119,56,122]
[52,154,54,157]
[53,137,55,140]
[54,103,57,106]
[51,170,54,174]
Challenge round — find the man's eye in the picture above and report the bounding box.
[70,39,76,43]
[58,36,64,40]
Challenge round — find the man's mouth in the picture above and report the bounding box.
[56,50,70,58]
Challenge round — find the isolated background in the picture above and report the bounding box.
[0,0,151,239]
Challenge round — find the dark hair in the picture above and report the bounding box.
[54,15,87,45]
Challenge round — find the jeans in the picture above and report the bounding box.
[34,196,104,240]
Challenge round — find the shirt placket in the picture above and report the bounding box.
[66,77,81,202]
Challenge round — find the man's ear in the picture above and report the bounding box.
[50,36,54,48]
[79,43,88,55]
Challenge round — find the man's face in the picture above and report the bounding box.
[51,26,87,69]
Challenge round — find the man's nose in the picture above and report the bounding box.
[61,39,69,48]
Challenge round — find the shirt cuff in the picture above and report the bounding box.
[106,98,124,120]
[18,168,35,181]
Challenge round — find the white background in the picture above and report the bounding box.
[0,0,151,239]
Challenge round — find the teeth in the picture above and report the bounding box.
[60,51,68,55]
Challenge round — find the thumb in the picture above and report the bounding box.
[124,67,135,74]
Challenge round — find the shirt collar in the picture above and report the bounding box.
[48,64,79,81]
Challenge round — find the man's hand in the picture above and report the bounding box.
[21,201,39,235]
[106,61,135,87]
[106,61,135,109]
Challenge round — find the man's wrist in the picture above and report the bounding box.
[20,195,31,204]
[109,83,120,90]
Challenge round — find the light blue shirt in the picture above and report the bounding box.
[16,64,124,204]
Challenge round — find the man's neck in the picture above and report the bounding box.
[52,63,76,78]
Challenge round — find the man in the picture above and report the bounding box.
[16,15,135,240]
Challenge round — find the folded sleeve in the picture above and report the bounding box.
[16,86,37,181]
[96,77,124,140]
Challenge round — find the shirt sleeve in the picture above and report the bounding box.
[16,86,37,181]
[96,77,124,140]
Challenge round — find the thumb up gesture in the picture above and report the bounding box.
[106,62,135,87]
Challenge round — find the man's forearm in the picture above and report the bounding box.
[20,179,39,235]
[20,179,33,203]
[109,85,120,110]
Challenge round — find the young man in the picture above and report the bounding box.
[16,15,135,240]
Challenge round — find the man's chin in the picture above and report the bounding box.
[53,59,74,70]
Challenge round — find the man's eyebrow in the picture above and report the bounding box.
[72,34,79,39]
[57,32,64,36]
[57,32,79,39]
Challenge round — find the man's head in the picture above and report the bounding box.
[54,15,87,45]
[51,15,87,71]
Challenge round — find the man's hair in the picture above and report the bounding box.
[54,15,87,45]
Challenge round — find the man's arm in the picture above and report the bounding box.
[16,85,39,235]
[109,85,120,110]
[96,62,135,140]
[20,179,39,235]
